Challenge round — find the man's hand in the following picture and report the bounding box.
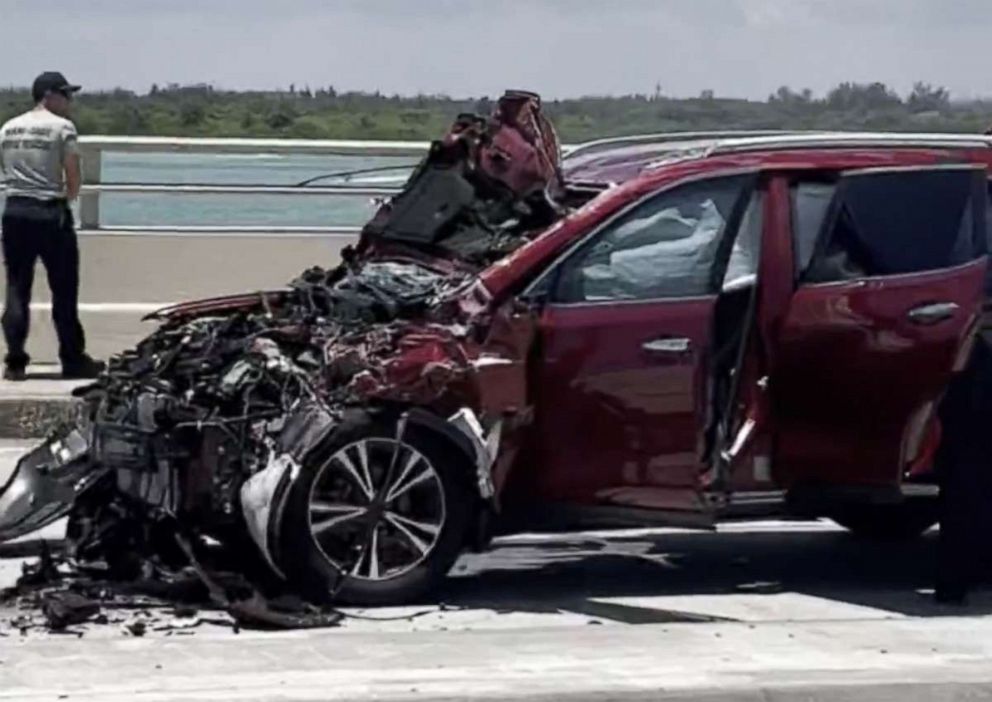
[64,151,81,201]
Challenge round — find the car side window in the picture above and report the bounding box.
[791,182,836,280]
[804,169,985,284]
[552,175,753,303]
[722,190,762,291]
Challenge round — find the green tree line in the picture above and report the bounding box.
[2,81,991,141]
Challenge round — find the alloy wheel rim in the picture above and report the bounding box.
[307,438,446,583]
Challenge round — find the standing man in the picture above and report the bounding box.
[0,72,104,380]
[934,330,992,605]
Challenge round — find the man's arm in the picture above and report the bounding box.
[64,151,81,201]
[62,122,81,201]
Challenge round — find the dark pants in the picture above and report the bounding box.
[936,335,992,595]
[1,198,86,369]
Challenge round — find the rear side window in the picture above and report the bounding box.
[791,182,836,278]
[804,168,986,284]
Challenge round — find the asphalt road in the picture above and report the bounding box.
[1,442,991,701]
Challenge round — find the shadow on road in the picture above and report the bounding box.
[438,524,992,621]
[19,370,65,381]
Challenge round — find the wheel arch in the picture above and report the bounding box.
[259,403,491,577]
[339,404,486,497]
[405,408,488,491]
[269,404,484,604]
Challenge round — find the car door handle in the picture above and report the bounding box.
[907,302,959,326]
[642,337,692,354]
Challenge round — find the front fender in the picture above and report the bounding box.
[0,428,109,542]
[407,407,500,502]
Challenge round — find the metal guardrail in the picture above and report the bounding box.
[84,184,401,197]
[78,136,432,156]
[72,136,437,234]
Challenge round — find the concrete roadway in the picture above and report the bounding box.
[0,232,353,362]
[0,443,991,700]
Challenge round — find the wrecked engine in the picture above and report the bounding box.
[85,260,472,529]
[0,90,563,627]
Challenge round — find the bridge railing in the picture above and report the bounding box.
[73,133,746,234]
[71,136,436,234]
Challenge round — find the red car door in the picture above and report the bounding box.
[770,165,988,490]
[519,173,762,511]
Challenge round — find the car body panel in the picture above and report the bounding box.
[761,163,988,490]
[771,259,986,488]
[522,297,717,509]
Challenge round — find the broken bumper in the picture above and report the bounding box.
[0,428,108,541]
[239,402,338,576]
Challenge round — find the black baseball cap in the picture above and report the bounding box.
[31,72,82,102]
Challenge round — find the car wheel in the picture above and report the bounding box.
[278,414,475,606]
[831,499,939,540]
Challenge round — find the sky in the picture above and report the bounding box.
[1,0,989,100]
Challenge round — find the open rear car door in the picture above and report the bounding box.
[767,165,988,498]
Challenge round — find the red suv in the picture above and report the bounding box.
[2,129,990,607]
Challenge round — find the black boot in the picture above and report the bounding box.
[3,365,26,382]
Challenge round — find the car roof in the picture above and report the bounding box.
[563,131,992,185]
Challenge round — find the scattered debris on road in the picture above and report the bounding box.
[41,591,101,631]
[1,535,345,635]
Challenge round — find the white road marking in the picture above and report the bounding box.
[16,302,172,313]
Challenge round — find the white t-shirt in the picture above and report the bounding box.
[0,108,79,200]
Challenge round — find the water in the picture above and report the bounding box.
[5,153,418,229]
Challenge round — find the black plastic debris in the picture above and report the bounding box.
[16,542,61,589]
[41,592,101,631]
[174,532,343,631]
[227,593,343,630]
[171,605,198,619]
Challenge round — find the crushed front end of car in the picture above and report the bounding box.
[0,90,564,621]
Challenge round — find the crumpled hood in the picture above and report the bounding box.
[145,290,289,323]
[146,258,467,326]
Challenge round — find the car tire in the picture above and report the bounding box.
[831,499,939,540]
[278,413,476,606]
